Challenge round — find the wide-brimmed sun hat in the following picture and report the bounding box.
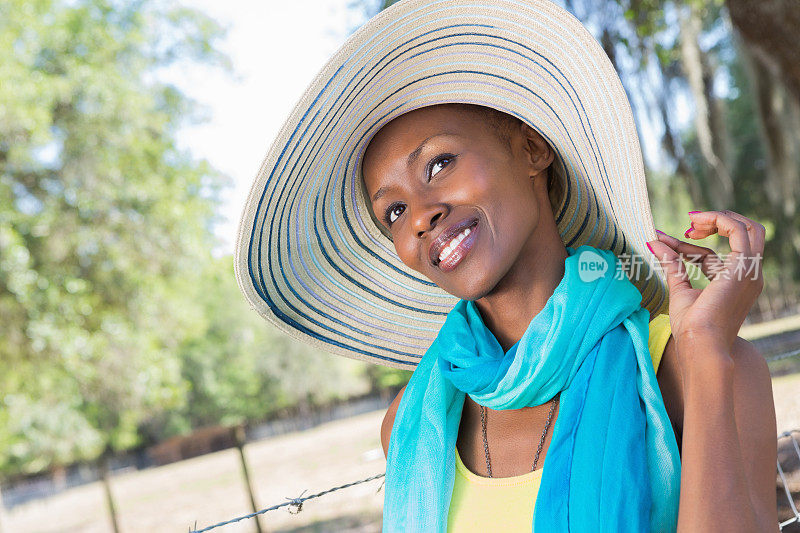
[234,0,669,370]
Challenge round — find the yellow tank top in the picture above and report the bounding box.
[446,314,672,532]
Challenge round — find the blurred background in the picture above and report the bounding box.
[0,0,798,531]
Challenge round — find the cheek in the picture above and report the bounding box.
[484,181,539,251]
[468,165,530,226]
[453,156,521,212]
[394,237,423,270]
[458,160,495,199]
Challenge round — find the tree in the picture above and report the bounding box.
[0,0,235,527]
[0,0,228,477]
[726,0,800,101]
[145,255,371,439]
[726,0,800,291]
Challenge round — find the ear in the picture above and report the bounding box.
[520,123,554,177]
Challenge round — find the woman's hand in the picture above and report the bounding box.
[646,210,765,369]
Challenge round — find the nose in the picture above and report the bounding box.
[410,200,448,238]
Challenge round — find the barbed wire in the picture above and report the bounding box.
[188,347,799,532]
[777,430,800,530]
[766,347,800,363]
[189,472,385,533]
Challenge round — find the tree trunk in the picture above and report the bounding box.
[734,35,800,302]
[739,45,800,218]
[52,464,68,491]
[656,74,704,207]
[677,2,734,211]
[725,0,800,311]
[726,0,800,102]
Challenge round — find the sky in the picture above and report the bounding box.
[171,0,373,254]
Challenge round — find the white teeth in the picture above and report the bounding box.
[438,227,472,263]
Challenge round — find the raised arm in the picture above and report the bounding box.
[648,210,778,532]
[674,333,778,531]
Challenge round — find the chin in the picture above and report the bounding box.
[438,272,495,302]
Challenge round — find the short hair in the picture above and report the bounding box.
[447,103,520,152]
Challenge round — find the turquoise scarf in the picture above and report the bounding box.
[383,245,681,532]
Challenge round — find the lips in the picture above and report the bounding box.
[429,217,479,267]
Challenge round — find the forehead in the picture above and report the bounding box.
[361,105,485,184]
[366,105,479,153]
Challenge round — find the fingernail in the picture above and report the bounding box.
[646,242,655,255]
[684,227,692,238]
[655,229,666,236]
[688,211,700,214]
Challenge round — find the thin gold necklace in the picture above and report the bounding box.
[479,394,559,478]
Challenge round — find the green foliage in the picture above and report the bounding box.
[623,0,668,42]
[364,364,411,391]
[1,394,104,474]
[0,0,229,475]
[0,0,387,478]
[146,256,371,438]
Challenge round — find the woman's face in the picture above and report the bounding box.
[361,104,555,301]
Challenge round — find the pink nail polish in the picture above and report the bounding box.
[688,211,700,214]
[646,242,654,254]
[684,227,692,238]
[655,229,666,235]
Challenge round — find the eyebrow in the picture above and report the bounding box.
[370,132,456,203]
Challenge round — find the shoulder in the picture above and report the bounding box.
[381,385,407,458]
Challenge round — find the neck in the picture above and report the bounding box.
[473,215,568,352]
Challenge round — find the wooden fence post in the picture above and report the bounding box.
[233,425,263,533]
[100,453,121,533]
[0,481,7,533]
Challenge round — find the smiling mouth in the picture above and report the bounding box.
[433,219,479,272]
[438,226,472,262]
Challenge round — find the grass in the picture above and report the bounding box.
[772,372,800,433]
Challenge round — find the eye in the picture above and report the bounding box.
[428,154,456,180]
[384,202,405,226]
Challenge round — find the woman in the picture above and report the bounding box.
[233,0,778,530]
[364,103,777,532]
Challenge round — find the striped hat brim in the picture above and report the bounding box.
[234,0,669,370]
